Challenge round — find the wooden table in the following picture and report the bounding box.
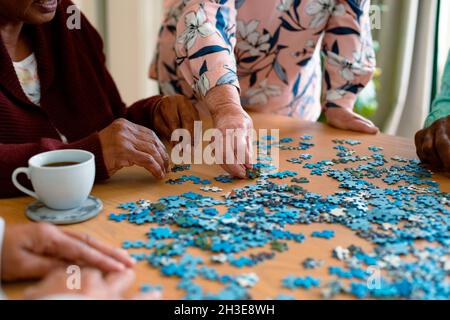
[2,113,449,300]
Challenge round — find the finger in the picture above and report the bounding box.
[422,128,443,169]
[46,231,128,273]
[131,149,165,179]
[351,115,379,134]
[133,127,170,171]
[221,164,246,178]
[133,139,167,174]
[223,131,246,178]
[244,132,254,168]
[104,269,135,297]
[244,125,255,167]
[435,125,450,173]
[64,231,136,268]
[346,119,379,134]
[149,136,170,172]
[353,113,377,127]
[233,135,248,174]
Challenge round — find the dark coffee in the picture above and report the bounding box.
[43,162,80,167]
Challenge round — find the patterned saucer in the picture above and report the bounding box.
[26,196,103,225]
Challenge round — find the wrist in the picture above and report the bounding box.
[205,85,242,116]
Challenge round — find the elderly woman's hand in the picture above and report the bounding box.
[326,107,379,134]
[205,85,254,178]
[99,119,170,178]
[153,95,200,144]
[1,223,135,282]
[415,115,450,174]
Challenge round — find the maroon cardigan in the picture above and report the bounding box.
[0,0,162,198]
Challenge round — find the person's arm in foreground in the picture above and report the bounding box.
[322,0,379,134]
[415,51,450,173]
[175,0,253,178]
[0,220,160,299]
[1,222,134,282]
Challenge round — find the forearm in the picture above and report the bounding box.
[175,0,239,98]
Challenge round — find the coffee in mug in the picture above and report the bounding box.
[43,162,81,167]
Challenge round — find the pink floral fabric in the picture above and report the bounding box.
[150,0,376,121]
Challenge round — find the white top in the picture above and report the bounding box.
[13,54,68,143]
[13,54,41,106]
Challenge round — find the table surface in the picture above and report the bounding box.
[2,113,449,300]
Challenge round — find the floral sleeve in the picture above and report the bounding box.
[321,0,376,111]
[175,0,239,98]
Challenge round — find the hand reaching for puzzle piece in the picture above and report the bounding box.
[99,118,170,179]
[205,85,254,179]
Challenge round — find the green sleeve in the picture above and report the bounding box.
[425,50,450,128]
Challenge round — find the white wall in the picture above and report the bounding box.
[74,0,164,105]
[106,0,163,104]
[73,0,102,30]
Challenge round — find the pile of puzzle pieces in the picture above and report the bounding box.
[109,135,450,300]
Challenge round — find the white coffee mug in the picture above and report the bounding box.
[12,150,96,210]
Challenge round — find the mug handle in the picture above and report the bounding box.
[12,167,38,199]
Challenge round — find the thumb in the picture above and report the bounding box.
[343,118,379,134]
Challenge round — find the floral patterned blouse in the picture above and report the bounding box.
[150,0,376,121]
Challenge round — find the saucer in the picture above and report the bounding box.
[26,196,103,225]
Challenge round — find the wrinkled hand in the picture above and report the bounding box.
[153,95,200,144]
[99,118,169,178]
[415,115,450,173]
[206,85,254,178]
[326,107,379,134]
[24,268,161,300]
[1,223,135,282]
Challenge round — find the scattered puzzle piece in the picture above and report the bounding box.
[108,134,450,300]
